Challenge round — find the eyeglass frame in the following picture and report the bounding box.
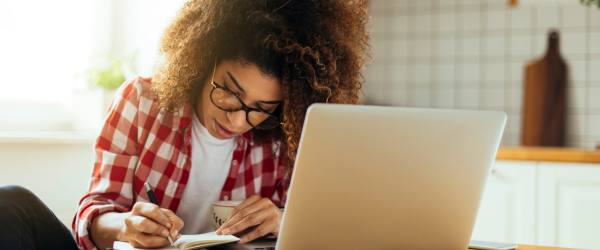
[208,61,282,130]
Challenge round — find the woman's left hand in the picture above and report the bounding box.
[215,195,283,243]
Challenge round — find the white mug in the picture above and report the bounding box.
[212,200,243,230]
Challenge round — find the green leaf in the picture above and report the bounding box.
[86,53,136,89]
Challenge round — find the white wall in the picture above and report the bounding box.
[104,0,188,76]
[365,0,600,149]
[0,139,95,226]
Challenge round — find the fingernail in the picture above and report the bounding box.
[223,228,230,235]
[166,222,172,228]
[161,229,169,237]
[174,230,178,236]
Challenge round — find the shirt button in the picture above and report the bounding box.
[232,160,238,165]
[224,195,229,201]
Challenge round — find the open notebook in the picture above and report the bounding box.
[113,232,239,250]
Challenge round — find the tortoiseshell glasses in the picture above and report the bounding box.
[209,62,281,130]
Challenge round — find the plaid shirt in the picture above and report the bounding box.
[72,77,291,250]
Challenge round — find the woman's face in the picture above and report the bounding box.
[195,60,283,140]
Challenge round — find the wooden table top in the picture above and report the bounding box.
[468,244,587,250]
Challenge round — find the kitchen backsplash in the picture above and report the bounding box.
[363,0,600,149]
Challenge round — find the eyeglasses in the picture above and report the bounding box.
[209,62,281,130]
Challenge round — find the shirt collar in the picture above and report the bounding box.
[180,102,251,148]
[178,102,194,130]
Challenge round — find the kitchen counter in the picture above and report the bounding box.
[496,146,600,164]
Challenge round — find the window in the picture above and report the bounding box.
[0,0,186,132]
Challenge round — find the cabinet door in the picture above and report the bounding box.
[471,160,537,245]
[538,162,600,249]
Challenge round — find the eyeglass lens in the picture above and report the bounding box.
[211,87,279,129]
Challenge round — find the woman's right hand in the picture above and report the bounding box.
[121,202,184,248]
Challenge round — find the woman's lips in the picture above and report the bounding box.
[214,120,238,139]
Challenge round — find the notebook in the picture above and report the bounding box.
[112,231,239,250]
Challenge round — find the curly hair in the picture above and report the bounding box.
[151,0,371,171]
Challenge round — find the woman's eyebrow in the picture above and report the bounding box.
[226,71,245,93]
[260,100,282,104]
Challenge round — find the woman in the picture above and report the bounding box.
[0,0,370,249]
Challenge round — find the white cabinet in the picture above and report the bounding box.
[471,160,537,245]
[472,160,600,249]
[537,162,600,250]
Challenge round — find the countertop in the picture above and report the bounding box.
[496,146,600,164]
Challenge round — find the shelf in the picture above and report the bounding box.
[0,132,97,145]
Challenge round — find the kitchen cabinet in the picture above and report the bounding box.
[471,159,600,249]
[537,162,600,250]
[471,160,537,245]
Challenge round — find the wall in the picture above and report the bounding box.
[102,0,188,76]
[0,138,95,226]
[363,0,600,149]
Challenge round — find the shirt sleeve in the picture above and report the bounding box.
[72,78,144,250]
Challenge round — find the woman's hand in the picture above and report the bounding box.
[215,195,283,243]
[121,202,184,248]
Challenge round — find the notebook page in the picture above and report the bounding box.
[113,232,239,250]
[176,232,239,249]
[112,241,177,250]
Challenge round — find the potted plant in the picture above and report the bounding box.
[581,0,600,7]
[72,53,136,131]
[85,53,136,113]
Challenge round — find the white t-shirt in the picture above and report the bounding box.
[176,112,237,234]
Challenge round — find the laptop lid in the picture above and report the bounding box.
[275,104,506,250]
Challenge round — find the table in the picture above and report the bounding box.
[468,244,587,250]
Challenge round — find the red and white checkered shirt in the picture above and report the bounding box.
[72,77,291,250]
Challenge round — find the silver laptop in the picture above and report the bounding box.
[216,104,506,250]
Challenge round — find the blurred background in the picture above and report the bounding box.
[0,0,187,133]
[0,0,187,231]
[364,0,600,149]
[0,0,599,249]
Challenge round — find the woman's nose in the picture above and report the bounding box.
[227,110,247,129]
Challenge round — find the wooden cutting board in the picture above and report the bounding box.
[522,31,567,146]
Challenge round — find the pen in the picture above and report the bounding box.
[144,182,175,247]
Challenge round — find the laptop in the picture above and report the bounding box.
[214,104,506,250]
